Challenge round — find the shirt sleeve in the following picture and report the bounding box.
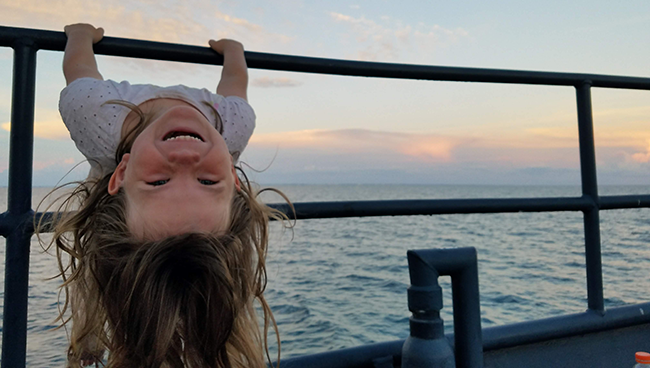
[59,78,122,178]
[218,96,256,163]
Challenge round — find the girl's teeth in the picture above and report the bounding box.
[165,135,202,142]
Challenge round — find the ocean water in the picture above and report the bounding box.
[2,184,650,366]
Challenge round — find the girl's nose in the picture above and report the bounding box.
[168,149,201,165]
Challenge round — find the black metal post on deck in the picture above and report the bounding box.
[2,38,37,368]
[576,82,604,314]
[404,247,483,368]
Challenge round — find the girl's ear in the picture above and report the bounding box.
[108,154,130,195]
[232,166,241,191]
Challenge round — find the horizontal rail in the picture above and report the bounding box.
[6,194,648,235]
[0,211,34,238]
[275,196,594,220]
[270,194,650,220]
[599,195,650,210]
[482,302,650,350]
[2,26,650,89]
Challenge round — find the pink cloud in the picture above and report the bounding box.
[628,140,650,163]
[247,127,649,170]
[251,77,302,88]
[33,157,76,170]
[250,129,463,162]
[2,113,70,140]
[239,127,650,185]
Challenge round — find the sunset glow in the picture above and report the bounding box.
[0,1,648,185]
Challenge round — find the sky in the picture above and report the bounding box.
[0,0,649,186]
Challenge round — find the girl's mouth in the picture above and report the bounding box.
[163,130,204,142]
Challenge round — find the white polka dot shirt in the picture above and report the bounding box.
[59,78,255,178]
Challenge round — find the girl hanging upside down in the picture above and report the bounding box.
[39,23,290,368]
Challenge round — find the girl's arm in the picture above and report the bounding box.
[209,39,248,100]
[63,24,104,86]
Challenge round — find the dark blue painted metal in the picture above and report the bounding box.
[2,38,37,368]
[575,82,604,314]
[599,195,650,209]
[371,356,395,368]
[27,194,650,228]
[403,250,455,368]
[270,196,596,220]
[27,194,650,227]
[408,248,483,368]
[481,302,650,350]
[277,340,404,368]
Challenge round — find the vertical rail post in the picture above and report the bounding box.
[575,81,604,313]
[2,38,37,368]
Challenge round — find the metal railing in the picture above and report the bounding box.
[2,25,650,368]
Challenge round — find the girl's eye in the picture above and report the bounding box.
[147,179,169,186]
[199,179,218,185]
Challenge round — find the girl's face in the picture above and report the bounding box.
[108,104,239,240]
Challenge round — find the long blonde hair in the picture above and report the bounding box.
[38,101,289,368]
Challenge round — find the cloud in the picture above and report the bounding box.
[628,140,650,163]
[328,12,468,61]
[2,120,69,140]
[1,0,211,44]
[1,111,69,140]
[251,77,303,88]
[210,10,294,46]
[33,157,76,170]
[250,129,462,162]
[525,123,650,148]
[214,11,263,33]
[526,127,576,141]
[242,129,587,185]
[0,0,293,48]
[246,125,650,174]
[1,0,298,87]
